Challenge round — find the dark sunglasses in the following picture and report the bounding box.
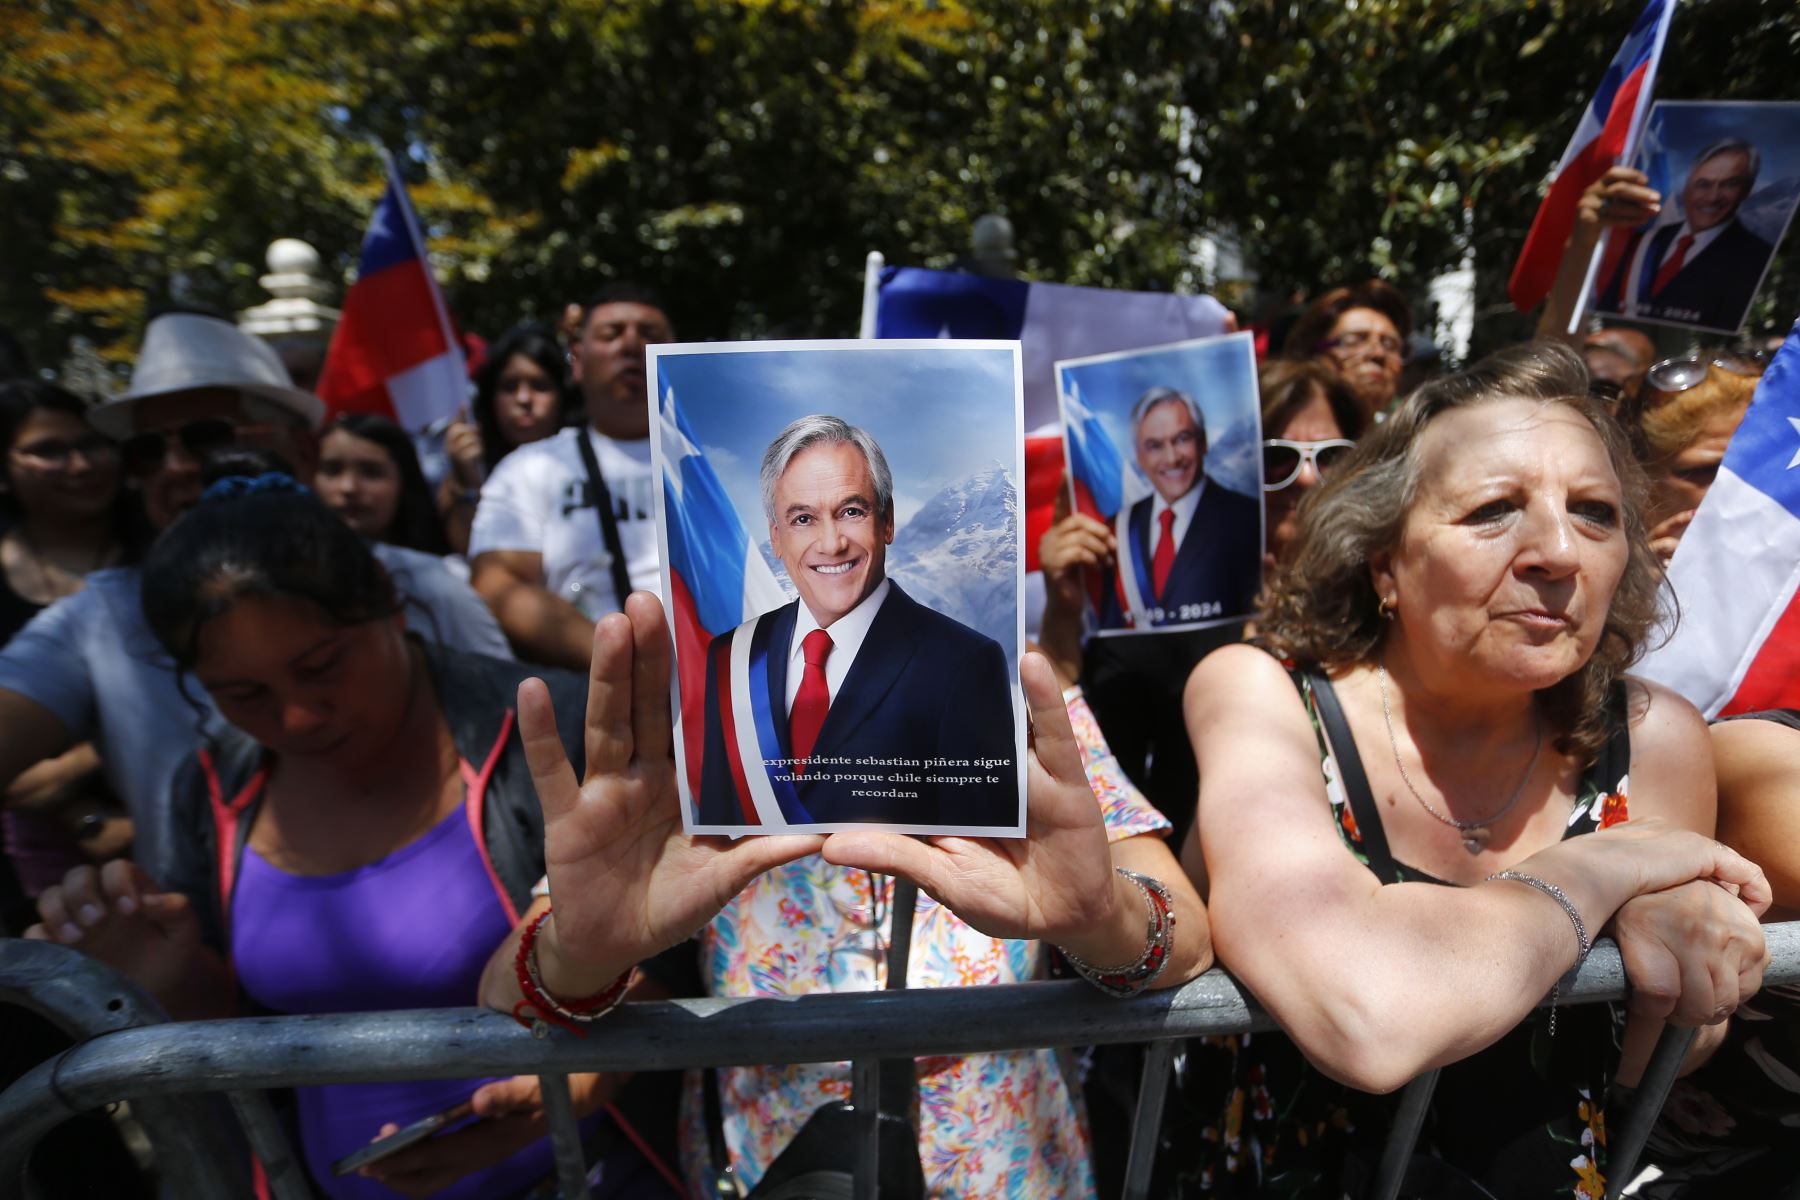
[1619,354,1768,430]
[121,418,237,476]
[1263,438,1355,491]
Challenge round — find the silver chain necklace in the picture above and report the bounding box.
[1377,655,1544,855]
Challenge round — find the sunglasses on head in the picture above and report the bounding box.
[121,418,237,476]
[1643,354,1765,395]
[1263,438,1355,491]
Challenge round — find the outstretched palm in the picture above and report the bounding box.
[818,653,1115,942]
[518,593,823,974]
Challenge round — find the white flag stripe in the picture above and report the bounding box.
[384,351,465,432]
[729,621,790,828]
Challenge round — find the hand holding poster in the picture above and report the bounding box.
[652,340,1027,837]
[1056,332,1264,634]
[1593,101,1800,335]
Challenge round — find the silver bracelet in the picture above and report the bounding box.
[1057,868,1176,999]
[1488,869,1591,1035]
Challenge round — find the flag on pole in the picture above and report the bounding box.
[1636,316,1800,715]
[657,384,788,806]
[1061,377,1129,521]
[1507,0,1675,312]
[317,151,467,431]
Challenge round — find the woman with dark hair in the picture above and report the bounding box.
[28,478,680,1199]
[438,325,572,552]
[317,413,453,556]
[1163,341,1770,1197]
[1282,279,1413,420]
[0,380,140,914]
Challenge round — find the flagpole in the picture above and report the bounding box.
[1564,2,1678,336]
[857,250,885,339]
[380,147,465,368]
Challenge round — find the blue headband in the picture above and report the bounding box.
[199,473,310,503]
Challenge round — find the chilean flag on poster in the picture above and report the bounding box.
[316,151,466,432]
[656,385,788,810]
[1507,0,1675,312]
[1637,317,1800,715]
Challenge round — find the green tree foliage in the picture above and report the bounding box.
[4,0,1797,375]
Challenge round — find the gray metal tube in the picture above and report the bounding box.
[1121,1039,1176,1200]
[1370,1068,1441,1200]
[224,1090,312,1200]
[851,1057,880,1200]
[537,1073,593,1200]
[1604,1025,1699,1200]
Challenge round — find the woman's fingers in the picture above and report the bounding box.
[1021,652,1085,790]
[57,866,107,932]
[582,612,639,776]
[99,858,145,916]
[624,593,674,768]
[517,677,581,826]
[819,831,949,896]
[711,834,827,900]
[1622,935,1681,1023]
[36,887,79,943]
[1705,840,1772,915]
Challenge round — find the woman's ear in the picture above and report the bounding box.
[1368,550,1396,610]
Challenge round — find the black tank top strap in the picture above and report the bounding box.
[1286,663,1403,885]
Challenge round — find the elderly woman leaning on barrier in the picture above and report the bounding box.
[28,478,682,1200]
[479,592,1212,1199]
[1165,341,1771,1199]
[1633,709,1800,1197]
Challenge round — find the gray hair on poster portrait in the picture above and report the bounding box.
[1128,385,1208,441]
[1691,135,1761,189]
[759,414,896,522]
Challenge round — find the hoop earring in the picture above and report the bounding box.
[1377,595,1397,621]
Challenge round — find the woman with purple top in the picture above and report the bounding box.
[28,476,681,1199]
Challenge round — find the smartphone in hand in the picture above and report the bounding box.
[330,1101,474,1176]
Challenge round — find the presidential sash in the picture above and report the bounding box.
[714,610,814,828]
[1113,505,1154,628]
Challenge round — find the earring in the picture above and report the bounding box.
[1377,595,1397,621]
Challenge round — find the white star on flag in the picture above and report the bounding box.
[1788,416,1800,469]
[660,385,701,501]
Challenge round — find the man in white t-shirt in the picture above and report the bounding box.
[469,286,671,668]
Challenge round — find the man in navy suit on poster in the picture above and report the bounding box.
[696,415,1018,828]
[1597,137,1774,332]
[1099,386,1260,630]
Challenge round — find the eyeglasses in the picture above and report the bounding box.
[121,418,237,476]
[10,434,120,470]
[1263,438,1355,491]
[1643,354,1766,395]
[1320,330,1404,358]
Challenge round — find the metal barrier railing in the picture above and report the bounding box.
[4,922,1797,1200]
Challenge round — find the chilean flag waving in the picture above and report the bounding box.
[317,151,467,431]
[657,384,789,807]
[1507,0,1675,312]
[1637,316,1800,715]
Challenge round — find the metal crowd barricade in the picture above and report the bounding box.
[3,923,1797,1200]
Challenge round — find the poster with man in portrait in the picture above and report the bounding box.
[1057,332,1264,635]
[651,340,1027,836]
[1595,100,1800,335]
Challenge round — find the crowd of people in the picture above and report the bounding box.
[0,157,1795,1200]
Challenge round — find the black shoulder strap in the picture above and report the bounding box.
[575,429,635,610]
[1301,668,1401,885]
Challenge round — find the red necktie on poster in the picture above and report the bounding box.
[1152,508,1177,598]
[790,629,833,773]
[1651,232,1694,297]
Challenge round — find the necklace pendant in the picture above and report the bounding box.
[1462,829,1489,855]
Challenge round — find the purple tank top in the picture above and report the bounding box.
[232,803,560,1200]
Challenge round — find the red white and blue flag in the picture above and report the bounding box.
[317,152,467,431]
[656,384,788,817]
[1507,0,1675,312]
[1638,316,1800,715]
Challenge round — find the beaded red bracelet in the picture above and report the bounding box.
[510,907,634,1037]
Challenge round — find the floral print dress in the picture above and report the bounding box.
[677,688,1171,1200]
[1153,669,1632,1200]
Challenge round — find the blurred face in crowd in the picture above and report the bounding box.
[1682,149,1753,233]
[1373,399,1628,698]
[1262,387,1349,566]
[491,353,563,448]
[5,407,120,524]
[769,440,893,629]
[1134,398,1203,505]
[1582,328,1654,388]
[1643,401,1748,563]
[122,389,317,530]
[1321,307,1405,416]
[316,427,402,541]
[571,301,673,440]
[192,592,413,771]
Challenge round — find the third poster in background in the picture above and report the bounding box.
[1594,100,1800,335]
[1057,331,1263,635]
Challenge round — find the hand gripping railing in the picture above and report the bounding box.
[4,923,1797,1200]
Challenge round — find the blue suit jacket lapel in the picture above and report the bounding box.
[809,584,921,758]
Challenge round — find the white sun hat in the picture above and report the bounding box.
[88,312,327,438]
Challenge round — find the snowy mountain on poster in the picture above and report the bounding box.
[757,464,1019,654]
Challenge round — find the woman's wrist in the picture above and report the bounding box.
[538,913,635,999]
[1055,868,1157,967]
